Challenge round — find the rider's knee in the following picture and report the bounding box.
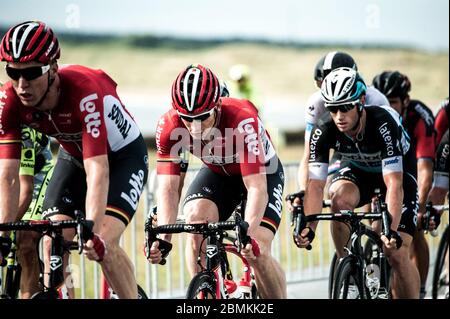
[330,194,355,211]
[387,245,411,268]
[184,200,215,223]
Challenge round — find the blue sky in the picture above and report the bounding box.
[1,0,448,51]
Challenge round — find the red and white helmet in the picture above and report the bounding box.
[171,64,220,116]
[0,21,60,64]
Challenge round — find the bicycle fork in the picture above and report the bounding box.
[1,238,21,299]
[44,230,65,293]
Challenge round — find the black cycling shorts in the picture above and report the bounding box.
[183,157,285,235]
[42,135,149,226]
[330,162,418,236]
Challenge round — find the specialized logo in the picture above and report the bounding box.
[202,186,212,194]
[120,169,145,210]
[237,118,260,156]
[42,207,59,219]
[50,255,63,271]
[107,104,131,139]
[183,192,204,203]
[79,93,101,138]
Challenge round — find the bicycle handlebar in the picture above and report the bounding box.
[145,205,257,264]
[0,210,94,255]
[291,205,392,250]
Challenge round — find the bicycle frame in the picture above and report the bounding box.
[147,211,256,299]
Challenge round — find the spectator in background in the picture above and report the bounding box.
[229,64,285,148]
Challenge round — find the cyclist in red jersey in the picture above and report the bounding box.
[147,64,287,298]
[0,21,148,298]
[373,71,436,298]
[434,97,449,145]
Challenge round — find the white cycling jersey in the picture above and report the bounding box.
[304,86,390,142]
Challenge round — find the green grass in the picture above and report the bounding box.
[2,42,446,107]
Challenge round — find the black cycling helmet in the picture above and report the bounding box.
[314,51,358,82]
[372,71,411,100]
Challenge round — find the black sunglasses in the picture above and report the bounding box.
[5,64,50,81]
[178,109,214,122]
[327,103,358,114]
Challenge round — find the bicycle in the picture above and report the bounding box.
[145,204,259,299]
[423,203,449,299]
[290,192,393,299]
[0,210,93,299]
[0,231,21,299]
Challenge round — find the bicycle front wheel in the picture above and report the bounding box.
[328,252,338,299]
[332,256,367,299]
[186,272,217,299]
[432,225,449,299]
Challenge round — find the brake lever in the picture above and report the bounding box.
[381,203,392,239]
[74,210,94,255]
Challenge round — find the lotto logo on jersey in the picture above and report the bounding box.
[80,93,101,138]
[237,118,260,156]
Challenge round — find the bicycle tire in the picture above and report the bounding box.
[332,256,367,299]
[1,263,21,299]
[186,272,217,299]
[31,290,59,299]
[328,252,338,299]
[432,225,449,299]
[109,284,148,299]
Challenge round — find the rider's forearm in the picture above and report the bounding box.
[156,177,181,242]
[85,158,109,233]
[298,147,310,190]
[304,179,325,231]
[17,175,34,220]
[417,159,433,213]
[245,186,268,238]
[0,159,20,229]
[428,187,447,206]
[385,179,404,231]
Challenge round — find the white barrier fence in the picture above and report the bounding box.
[1,162,443,298]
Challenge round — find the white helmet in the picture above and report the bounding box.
[321,67,367,107]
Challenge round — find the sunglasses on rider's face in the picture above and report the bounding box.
[178,108,215,122]
[5,64,50,81]
[327,102,359,114]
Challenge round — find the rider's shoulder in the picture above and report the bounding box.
[59,64,115,91]
[220,97,259,121]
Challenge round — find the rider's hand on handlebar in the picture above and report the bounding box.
[285,191,304,213]
[293,226,315,249]
[241,237,261,260]
[146,240,163,264]
[83,234,107,262]
[381,230,403,251]
[144,238,173,265]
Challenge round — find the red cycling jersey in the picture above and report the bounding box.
[156,97,276,177]
[404,99,436,160]
[435,98,449,145]
[0,65,141,160]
